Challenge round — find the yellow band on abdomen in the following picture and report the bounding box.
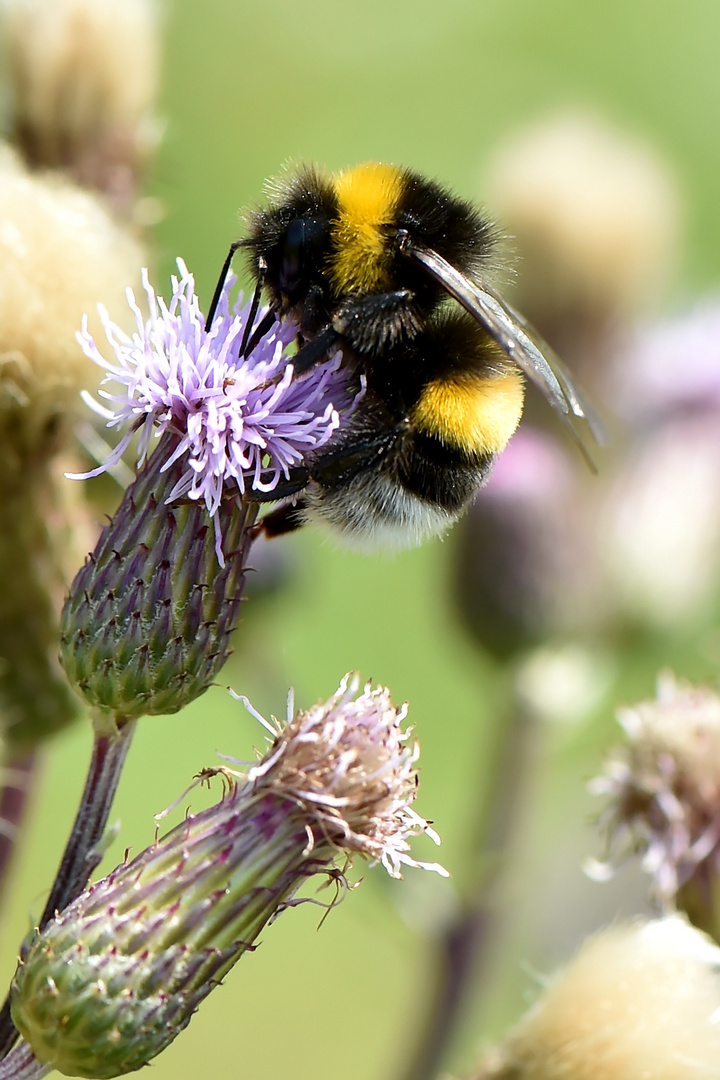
[411,369,525,456]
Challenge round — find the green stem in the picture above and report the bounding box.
[0,721,136,1060]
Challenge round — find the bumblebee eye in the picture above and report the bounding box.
[280,215,327,299]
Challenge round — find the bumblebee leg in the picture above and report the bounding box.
[240,302,281,358]
[242,467,310,502]
[239,258,268,355]
[301,285,326,336]
[259,498,309,538]
[310,427,401,487]
[257,432,399,540]
[334,290,420,353]
[244,432,395,506]
[291,289,420,375]
[292,326,341,374]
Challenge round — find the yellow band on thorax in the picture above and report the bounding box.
[328,162,404,295]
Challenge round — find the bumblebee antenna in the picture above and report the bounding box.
[239,256,268,356]
[205,240,243,331]
[239,298,278,360]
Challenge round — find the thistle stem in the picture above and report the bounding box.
[0,1040,49,1080]
[0,750,38,913]
[39,722,137,926]
[0,721,136,1060]
[398,685,537,1080]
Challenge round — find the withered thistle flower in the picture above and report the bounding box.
[0,146,144,750]
[10,675,445,1079]
[3,0,161,217]
[589,674,720,938]
[484,111,680,362]
[475,917,720,1080]
[61,259,353,725]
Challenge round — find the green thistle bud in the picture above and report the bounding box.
[10,675,444,1078]
[60,438,257,726]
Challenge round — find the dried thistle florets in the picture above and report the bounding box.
[242,673,447,878]
[4,0,161,210]
[0,146,144,452]
[589,673,720,915]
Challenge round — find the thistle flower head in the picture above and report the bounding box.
[613,299,720,423]
[11,676,444,1078]
[61,261,356,723]
[74,258,353,521]
[485,111,681,323]
[476,917,720,1080]
[589,674,720,934]
[241,672,446,878]
[4,0,161,214]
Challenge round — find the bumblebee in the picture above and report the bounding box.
[209,161,599,548]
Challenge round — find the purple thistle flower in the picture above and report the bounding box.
[611,298,720,423]
[72,258,353,522]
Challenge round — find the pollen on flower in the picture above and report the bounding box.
[72,258,355,519]
[238,673,448,879]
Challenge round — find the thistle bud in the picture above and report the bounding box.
[10,675,445,1078]
[60,260,355,727]
[60,444,257,725]
[475,917,720,1080]
[452,428,603,659]
[590,674,720,940]
[485,111,680,371]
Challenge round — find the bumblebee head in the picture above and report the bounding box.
[244,164,337,313]
[245,162,496,312]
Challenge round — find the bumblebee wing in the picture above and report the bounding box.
[487,284,607,446]
[403,241,604,460]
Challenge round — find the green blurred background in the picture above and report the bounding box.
[3,1,720,1077]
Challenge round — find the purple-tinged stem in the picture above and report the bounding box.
[0,722,136,1061]
[0,1039,49,1080]
[398,690,537,1080]
[37,722,136,927]
[0,750,38,912]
